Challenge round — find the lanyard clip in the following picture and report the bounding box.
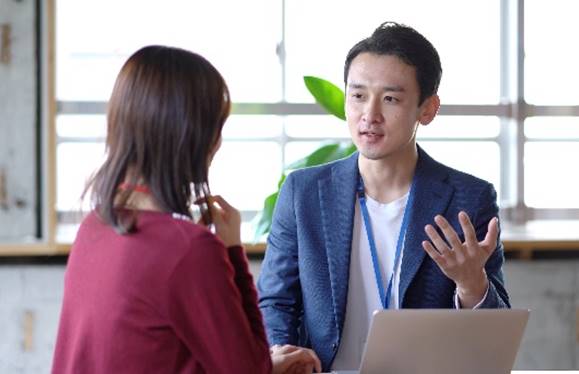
[357,177,365,198]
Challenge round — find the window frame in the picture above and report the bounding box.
[4,0,579,256]
[52,0,579,238]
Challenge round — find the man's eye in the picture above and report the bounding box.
[384,96,397,102]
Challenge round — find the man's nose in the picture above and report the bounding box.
[362,99,384,124]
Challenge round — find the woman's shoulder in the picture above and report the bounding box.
[77,210,225,256]
[135,210,223,247]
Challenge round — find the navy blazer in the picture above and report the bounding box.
[257,146,510,371]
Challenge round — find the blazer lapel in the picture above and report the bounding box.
[399,147,454,305]
[319,152,358,334]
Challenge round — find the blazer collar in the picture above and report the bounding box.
[398,146,454,304]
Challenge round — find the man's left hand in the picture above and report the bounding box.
[421,211,498,308]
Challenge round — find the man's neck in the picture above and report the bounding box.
[358,146,418,204]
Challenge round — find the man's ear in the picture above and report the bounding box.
[418,95,440,126]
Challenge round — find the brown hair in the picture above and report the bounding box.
[87,45,230,233]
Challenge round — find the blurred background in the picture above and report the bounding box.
[1,0,579,371]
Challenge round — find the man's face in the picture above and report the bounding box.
[346,52,432,162]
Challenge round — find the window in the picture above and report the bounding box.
[54,0,579,243]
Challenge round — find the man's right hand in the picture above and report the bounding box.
[270,344,322,374]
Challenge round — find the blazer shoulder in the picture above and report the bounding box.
[427,155,494,192]
[288,152,357,183]
[446,163,492,189]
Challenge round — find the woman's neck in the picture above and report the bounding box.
[123,193,162,211]
[117,179,163,212]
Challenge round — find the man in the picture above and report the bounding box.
[257,22,510,371]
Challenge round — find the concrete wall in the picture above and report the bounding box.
[508,261,579,369]
[0,265,63,373]
[0,260,577,372]
[0,0,39,241]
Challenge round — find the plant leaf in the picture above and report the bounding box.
[287,142,357,170]
[252,191,279,243]
[277,173,286,189]
[287,143,339,169]
[304,76,346,120]
[253,75,352,240]
[344,142,358,155]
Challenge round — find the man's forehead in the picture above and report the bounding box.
[346,54,418,91]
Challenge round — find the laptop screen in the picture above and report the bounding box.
[351,309,529,374]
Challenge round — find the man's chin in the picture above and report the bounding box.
[359,149,387,161]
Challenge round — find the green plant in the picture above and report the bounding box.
[252,76,356,241]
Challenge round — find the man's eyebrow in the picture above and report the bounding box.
[382,85,405,92]
[347,82,405,92]
[348,83,366,90]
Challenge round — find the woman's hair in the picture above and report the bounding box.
[87,45,230,233]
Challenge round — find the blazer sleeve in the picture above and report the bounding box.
[166,232,272,374]
[473,184,511,309]
[257,172,304,346]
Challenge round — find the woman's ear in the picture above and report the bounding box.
[418,94,440,126]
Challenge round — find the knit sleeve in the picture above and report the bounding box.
[165,231,272,374]
[226,245,270,347]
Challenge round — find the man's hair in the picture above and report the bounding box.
[344,21,442,105]
[87,45,230,233]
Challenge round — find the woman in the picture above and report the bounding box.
[52,45,320,374]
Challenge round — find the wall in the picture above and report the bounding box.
[0,264,62,373]
[0,0,39,241]
[508,260,579,369]
[0,259,577,372]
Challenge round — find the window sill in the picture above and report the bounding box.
[2,220,579,257]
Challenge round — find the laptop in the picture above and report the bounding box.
[333,309,529,374]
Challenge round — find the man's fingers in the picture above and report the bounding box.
[482,217,499,255]
[458,211,478,247]
[422,240,447,269]
[424,224,452,255]
[433,215,462,248]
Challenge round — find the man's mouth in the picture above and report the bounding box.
[359,130,384,138]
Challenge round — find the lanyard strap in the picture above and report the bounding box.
[357,176,415,309]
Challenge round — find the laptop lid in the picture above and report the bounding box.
[355,309,529,374]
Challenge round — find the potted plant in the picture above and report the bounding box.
[252,76,357,241]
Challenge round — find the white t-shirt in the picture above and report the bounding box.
[332,193,409,370]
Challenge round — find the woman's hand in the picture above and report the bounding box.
[208,195,242,248]
[271,344,322,374]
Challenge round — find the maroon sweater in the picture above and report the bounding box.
[52,211,272,374]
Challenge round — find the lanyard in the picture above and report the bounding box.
[356,176,416,309]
